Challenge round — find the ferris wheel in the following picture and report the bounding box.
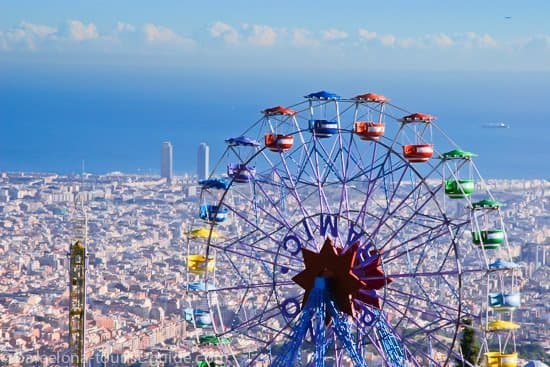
[184,90,522,367]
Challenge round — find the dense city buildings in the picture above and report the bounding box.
[161,142,174,184]
[197,143,209,181]
[0,172,547,366]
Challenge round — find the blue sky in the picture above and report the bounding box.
[0,1,549,177]
[1,0,549,72]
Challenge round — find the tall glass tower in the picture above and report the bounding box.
[197,142,210,181]
[161,141,173,183]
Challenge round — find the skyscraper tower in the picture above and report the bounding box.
[197,142,210,181]
[161,141,173,184]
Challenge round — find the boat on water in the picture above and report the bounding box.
[483,122,510,128]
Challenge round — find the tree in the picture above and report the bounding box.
[457,318,480,367]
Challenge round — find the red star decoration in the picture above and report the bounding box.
[344,243,393,309]
[292,237,365,316]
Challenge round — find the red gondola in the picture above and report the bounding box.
[353,93,390,103]
[399,113,436,123]
[354,122,385,141]
[402,144,434,163]
[262,106,296,116]
[264,133,294,152]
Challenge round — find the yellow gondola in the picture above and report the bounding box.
[487,320,520,331]
[485,352,518,367]
[187,254,215,275]
[189,227,220,239]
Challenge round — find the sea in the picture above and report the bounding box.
[1,66,549,179]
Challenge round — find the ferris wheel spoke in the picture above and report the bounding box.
[336,134,365,219]
[224,195,288,233]
[219,303,288,337]
[281,141,314,187]
[310,145,335,215]
[343,140,370,181]
[381,225,450,262]
[369,183,443,248]
[369,177,433,237]
[276,152,315,221]
[385,286,461,318]
[296,133,323,184]
[381,295,452,324]
[209,240,303,270]
[289,146,336,218]
[385,284,445,323]
[360,141,400,212]
[386,239,461,321]
[253,179,300,227]
[345,144,384,183]
[354,159,409,225]
[212,281,294,293]
[385,269,460,279]
[245,316,298,366]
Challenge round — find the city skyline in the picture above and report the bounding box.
[0,171,547,365]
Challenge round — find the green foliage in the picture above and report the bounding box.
[456,318,480,367]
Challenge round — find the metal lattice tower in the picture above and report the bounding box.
[69,193,87,367]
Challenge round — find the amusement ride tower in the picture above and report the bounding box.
[68,193,88,367]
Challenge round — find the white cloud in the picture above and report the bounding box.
[292,28,320,47]
[356,28,501,50]
[5,28,26,43]
[210,21,239,44]
[247,25,277,46]
[358,28,377,41]
[116,21,135,33]
[0,22,58,50]
[380,34,396,47]
[479,34,497,48]
[143,23,194,48]
[20,22,57,38]
[521,34,550,49]
[144,24,177,42]
[68,20,98,41]
[461,32,498,48]
[398,37,420,48]
[431,33,454,48]
[323,28,348,41]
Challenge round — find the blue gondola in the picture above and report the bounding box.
[489,259,520,270]
[227,163,256,183]
[225,136,260,147]
[489,292,521,311]
[187,282,215,292]
[184,308,212,327]
[304,90,341,100]
[199,178,231,190]
[199,204,228,223]
[310,119,338,138]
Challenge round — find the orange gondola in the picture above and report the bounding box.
[354,122,385,141]
[402,143,434,163]
[264,133,294,152]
